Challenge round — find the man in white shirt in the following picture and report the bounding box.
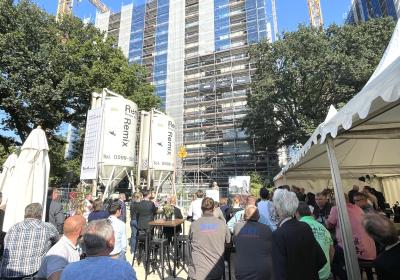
[37,215,86,280]
[108,202,127,260]
[188,190,204,221]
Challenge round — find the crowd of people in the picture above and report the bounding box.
[185,185,399,280]
[0,184,398,280]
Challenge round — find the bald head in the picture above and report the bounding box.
[64,215,86,238]
[244,205,259,221]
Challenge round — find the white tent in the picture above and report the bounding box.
[274,20,400,279]
[0,153,18,207]
[3,127,50,232]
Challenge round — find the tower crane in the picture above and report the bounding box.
[307,0,323,29]
[56,0,111,22]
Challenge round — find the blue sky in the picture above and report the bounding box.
[32,0,352,32]
[2,0,352,139]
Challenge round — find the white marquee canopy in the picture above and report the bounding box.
[273,20,400,279]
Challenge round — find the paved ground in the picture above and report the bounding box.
[127,245,188,280]
[125,215,188,280]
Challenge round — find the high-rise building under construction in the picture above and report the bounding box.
[95,0,278,190]
[346,0,399,23]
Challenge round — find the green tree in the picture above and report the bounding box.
[47,136,82,186]
[243,18,395,151]
[0,0,161,185]
[0,0,160,146]
[249,171,264,197]
[0,145,11,166]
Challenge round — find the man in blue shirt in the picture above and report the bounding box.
[61,219,136,280]
[227,195,257,232]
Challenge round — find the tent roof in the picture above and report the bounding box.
[275,20,400,183]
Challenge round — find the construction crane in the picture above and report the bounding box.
[56,0,111,22]
[307,0,323,29]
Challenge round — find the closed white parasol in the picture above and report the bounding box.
[2,126,50,232]
[0,153,18,207]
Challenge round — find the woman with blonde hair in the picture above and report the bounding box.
[227,195,243,221]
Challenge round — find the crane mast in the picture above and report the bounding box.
[88,0,110,13]
[56,0,73,22]
[56,0,110,22]
[307,0,323,29]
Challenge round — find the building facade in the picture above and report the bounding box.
[346,0,399,23]
[95,0,278,189]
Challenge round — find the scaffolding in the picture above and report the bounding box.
[94,0,279,193]
[181,0,277,190]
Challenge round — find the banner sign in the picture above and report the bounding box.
[80,96,138,181]
[140,111,175,171]
[229,176,251,194]
[100,97,138,167]
[151,113,175,171]
[206,190,220,202]
[80,108,103,180]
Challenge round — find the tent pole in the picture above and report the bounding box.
[326,137,361,280]
[283,174,287,185]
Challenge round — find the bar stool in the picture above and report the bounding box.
[358,259,375,280]
[176,234,189,268]
[145,237,172,280]
[132,230,149,266]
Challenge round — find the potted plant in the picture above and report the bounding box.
[163,203,174,220]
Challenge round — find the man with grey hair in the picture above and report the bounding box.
[61,219,136,280]
[363,213,400,280]
[1,203,59,279]
[272,189,326,280]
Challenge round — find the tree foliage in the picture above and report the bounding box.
[0,0,160,185]
[243,18,396,151]
[47,137,82,186]
[249,171,265,197]
[0,0,160,146]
